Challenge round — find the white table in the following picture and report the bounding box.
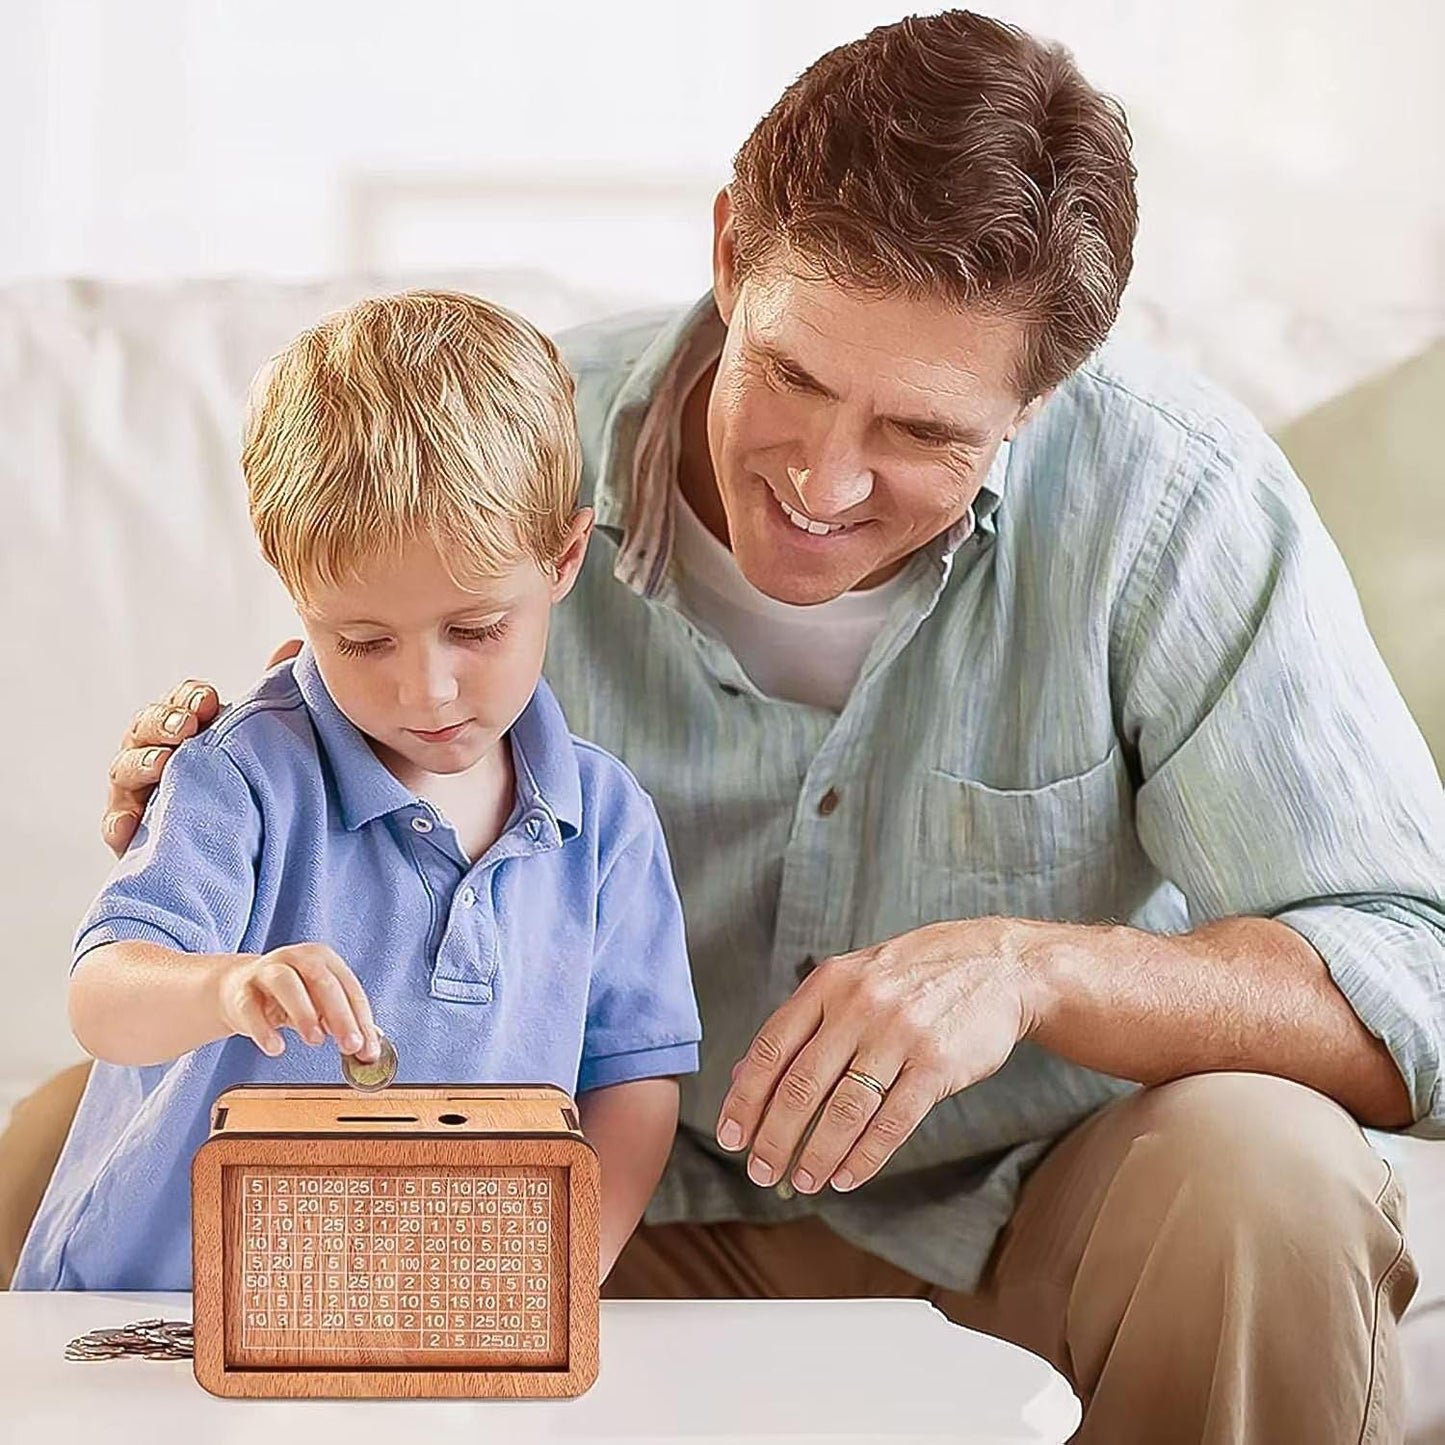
[0,1292,1079,1444]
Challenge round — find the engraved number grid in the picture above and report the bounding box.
[238,1170,554,1354]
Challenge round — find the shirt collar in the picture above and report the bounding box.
[293,645,581,840]
[592,292,723,547]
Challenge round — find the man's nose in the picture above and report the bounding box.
[789,460,874,517]
[789,427,874,517]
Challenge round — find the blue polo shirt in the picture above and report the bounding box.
[14,647,701,1290]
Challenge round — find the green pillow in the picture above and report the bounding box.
[1275,342,1444,770]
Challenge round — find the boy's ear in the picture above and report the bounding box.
[549,508,594,603]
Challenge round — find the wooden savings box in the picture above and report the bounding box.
[192,1084,599,1399]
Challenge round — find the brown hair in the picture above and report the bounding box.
[729,11,1137,397]
[243,289,581,602]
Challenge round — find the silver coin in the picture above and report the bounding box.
[342,1032,398,1092]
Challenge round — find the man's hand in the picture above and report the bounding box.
[715,918,1049,1195]
[101,641,302,857]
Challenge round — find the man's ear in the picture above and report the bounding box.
[1004,389,1054,442]
[549,508,595,603]
[711,188,741,325]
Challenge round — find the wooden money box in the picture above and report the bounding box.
[191,1083,599,1399]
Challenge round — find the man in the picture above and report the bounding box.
[27,11,1445,1441]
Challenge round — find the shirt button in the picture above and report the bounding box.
[817,788,841,817]
[525,816,543,841]
[410,816,434,833]
[459,887,476,908]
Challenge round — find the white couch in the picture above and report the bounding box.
[0,275,1440,1438]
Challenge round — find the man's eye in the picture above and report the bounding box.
[335,636,387,657]
[452,621,509,645]
[766,361,813,394]
[899,423,955,448]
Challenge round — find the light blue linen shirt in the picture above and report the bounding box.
[539,296,1445,1292]
[14,648,701,1290]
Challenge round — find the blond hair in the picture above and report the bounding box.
[243,289,581,601]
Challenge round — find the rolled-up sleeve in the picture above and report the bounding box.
[1118,426,1445,1132]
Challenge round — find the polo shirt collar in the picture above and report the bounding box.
[294,646,581,840]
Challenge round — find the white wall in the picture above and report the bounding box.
[2,0,1441,424]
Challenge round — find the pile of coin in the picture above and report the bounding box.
[65,1317,194,1361]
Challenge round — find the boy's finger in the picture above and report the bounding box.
[233,988,285,1057]
[329,962,379,1059]
[258,964,324,1045]
[294,964,365,1056]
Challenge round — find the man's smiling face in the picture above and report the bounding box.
[707,216,1042,604]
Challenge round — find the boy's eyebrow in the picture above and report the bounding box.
[327,604,513,630]
[757,341,991,448]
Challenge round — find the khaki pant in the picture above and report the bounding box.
[1,1067,1416,1442]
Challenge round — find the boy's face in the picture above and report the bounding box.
[298,516,591,787]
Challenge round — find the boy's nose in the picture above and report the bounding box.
[396,655,460,712]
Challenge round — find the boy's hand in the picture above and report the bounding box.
[101,641,304,857]
[217,943,382,1063]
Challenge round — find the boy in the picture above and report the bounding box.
[13,290,701,1290]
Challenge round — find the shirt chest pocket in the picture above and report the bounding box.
[912,746,1146,921]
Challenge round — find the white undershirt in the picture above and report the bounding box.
[669,487,914,712]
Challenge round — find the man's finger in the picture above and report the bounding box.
[785,1057,900,1194]
[102,744,171,855]
[124,700,202,751]
[107,745,173,796]
[742,1029,861,1189]
[166,677,221,715]
[102,810,141,855]
[715,990,823,1155]
[829,1063,937,1191]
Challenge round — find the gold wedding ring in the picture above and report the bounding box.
[844,1067,889,1098]
[773,1067,890,1200]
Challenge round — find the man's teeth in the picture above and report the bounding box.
[779,497,850,535]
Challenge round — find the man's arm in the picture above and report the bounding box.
[1026,914,1412,1126]
[717,416,1443,1193]
[577,1078,679,1281]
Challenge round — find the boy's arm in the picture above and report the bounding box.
[72,737,382,1069]
[71,940,380,1068]
[70,941,241,1065]
[576,1077,680,1282]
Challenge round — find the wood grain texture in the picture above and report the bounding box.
[192,1088,599,1398]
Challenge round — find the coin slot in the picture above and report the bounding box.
[437,1112,469,1125]
[334,1115,420,1123]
